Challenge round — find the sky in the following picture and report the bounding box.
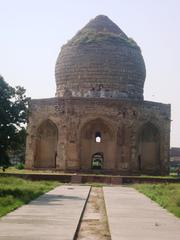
[0,0,179,147]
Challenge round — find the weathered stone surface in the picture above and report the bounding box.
[25,15,171,175]
[55,15,146,100]
[25,97,170,175]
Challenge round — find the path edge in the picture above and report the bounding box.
[73,185,92,239]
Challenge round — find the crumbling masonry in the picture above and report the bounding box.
[25,15,171,175]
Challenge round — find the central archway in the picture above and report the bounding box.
[80,118,115,171]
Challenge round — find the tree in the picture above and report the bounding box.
[0,75,29,170]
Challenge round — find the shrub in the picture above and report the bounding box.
[15,163,24,170]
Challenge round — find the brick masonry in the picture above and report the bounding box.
[25,15,171,175]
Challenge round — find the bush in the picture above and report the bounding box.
[15,163,24,170]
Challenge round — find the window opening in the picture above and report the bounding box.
[95,132,101,143]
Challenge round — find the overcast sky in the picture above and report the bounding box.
[0,0,179,147]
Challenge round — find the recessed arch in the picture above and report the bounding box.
[35,119,58,168]
[138,122,160,173]
[80,118,116,171]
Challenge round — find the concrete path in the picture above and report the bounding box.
[0,185,90,240]
[103,187,180,240]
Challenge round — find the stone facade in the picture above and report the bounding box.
[25,15,171,175]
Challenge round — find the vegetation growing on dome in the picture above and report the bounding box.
[68,29,139,49]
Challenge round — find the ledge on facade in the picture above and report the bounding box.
[30,96,170,108]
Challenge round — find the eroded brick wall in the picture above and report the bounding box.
[25,97,170,175]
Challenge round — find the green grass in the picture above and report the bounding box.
[139,174,180,179]
[0,166,75,175]
[0,176,60,217]
[2,167,179,179]
[0,167,58,174]
[133,183,180,218]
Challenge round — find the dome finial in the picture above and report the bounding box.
[80,15,127,36]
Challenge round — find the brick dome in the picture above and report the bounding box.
[55,15,146,100]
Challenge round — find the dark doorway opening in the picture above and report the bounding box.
[91,152,104,169]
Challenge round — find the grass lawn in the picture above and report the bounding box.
[0,167,59,175]
[1,167,180,179]
[133,183,180,218]
[0,176,60,217]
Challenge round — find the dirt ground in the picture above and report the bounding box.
[76,187,111,240]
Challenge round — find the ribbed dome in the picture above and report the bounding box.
[55,15,146,100]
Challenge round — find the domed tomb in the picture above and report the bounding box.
[26,15,170,176]
[55,15,146,99]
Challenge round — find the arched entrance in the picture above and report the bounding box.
[80,118,115,171]
[91,152,104,169]
[35,120,58,168]
[138,122,160,173]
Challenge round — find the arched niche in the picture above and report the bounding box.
[35,120,58,168]
[80,118,115,171]
[138,122,160,173]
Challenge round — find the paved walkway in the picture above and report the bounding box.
[103,187,180,240]
[0,185,90,240]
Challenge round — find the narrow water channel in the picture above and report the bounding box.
[76,187,111,240]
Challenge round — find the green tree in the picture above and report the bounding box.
[0,75,29,170]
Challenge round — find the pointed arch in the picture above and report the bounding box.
[79,118,116,171]
[35,119,58,168]
[138,122,160,173]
